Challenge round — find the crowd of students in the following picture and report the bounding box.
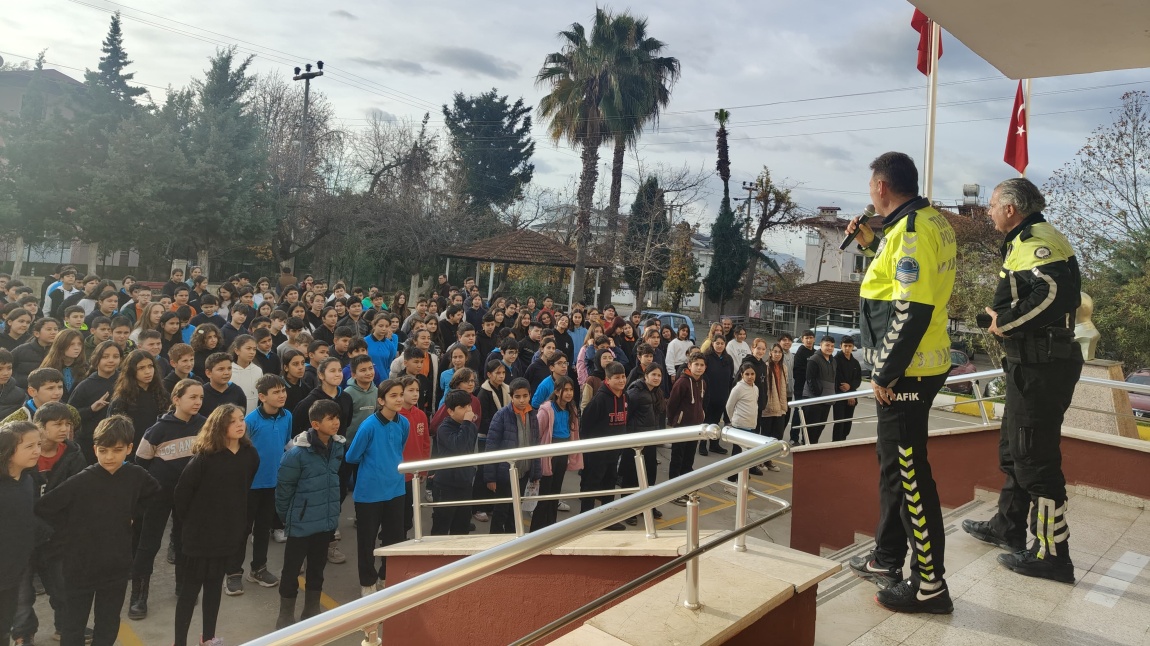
[0,264,863,646]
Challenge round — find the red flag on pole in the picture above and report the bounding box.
[911,9,942,76]
[1004,80,1029,174]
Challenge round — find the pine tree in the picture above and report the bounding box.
[84,12,147,112]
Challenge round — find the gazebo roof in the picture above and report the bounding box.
[440,229,608,269]
[765,280,861,311]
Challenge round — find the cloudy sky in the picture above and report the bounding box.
[4,0,1148,255]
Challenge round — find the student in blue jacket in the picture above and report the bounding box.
[364,315,398,384]
[484,378,540,535]
[274,399,346,629]
[344,378,408,598]
[227,375,293,596]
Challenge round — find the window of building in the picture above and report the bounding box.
[805,230,822,246]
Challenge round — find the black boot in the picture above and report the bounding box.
[128,576,149,620]
[301,590,324,620]
[998,546,1074,583]
[698,442,709,456]
[708,441,728,455]
[275,596,297,629]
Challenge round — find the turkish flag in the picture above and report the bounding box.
[1004,80,1028,174]
[911,9,942,76]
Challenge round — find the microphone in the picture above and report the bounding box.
[839,204,877,251]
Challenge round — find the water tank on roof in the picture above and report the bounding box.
[962,184,981,206]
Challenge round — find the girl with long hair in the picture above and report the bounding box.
[129,303,166,343]
[108,350,169,455]
[191,324,222,377]
[172,404,257,646]
[216,284,237,321]
[227,334,263,413]
[760,344,790,472]
[68,340,121,463]
[553,314,576,364]
[391,292,409,323]
[159,311,183,358]
[0,309,31,351]
[438,346,469,406]
[0,421,40,646]
[620,363,667,524]
[306,293,326,332]
[40,329,89,398]
[129,379,205,620]
[530,376,581,531]
[313,307,339,345]
[700,334,734,456]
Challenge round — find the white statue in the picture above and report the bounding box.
[1074,292,1099,361]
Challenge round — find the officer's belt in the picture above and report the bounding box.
[1001,325,1077,365]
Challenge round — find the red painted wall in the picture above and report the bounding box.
[381,555,676,645]
[791,427,1150,555]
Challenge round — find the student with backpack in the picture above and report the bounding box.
[172,404,259,646]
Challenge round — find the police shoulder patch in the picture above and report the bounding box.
[895,256,920,284]
[1034,246,1051,259]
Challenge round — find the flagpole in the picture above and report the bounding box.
[923,20,941,200]
[1021,78,1032,178]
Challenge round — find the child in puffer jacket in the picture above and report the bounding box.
[274,399,346,630]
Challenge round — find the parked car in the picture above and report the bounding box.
[947,349,978,394]
[640,311,696,342]
[1126,370,1150,419]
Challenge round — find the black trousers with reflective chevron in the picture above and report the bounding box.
[989,356,1081,561]
[873,373,948,589]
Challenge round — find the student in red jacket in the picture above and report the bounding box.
[667,352,706,504]
[397,375,430,535]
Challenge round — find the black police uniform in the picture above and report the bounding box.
[979,213,1082,581]
[850,197,956,611]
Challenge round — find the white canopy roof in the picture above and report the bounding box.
[909,0,1150,78]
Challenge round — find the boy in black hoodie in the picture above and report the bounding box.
[11,404,88,645]
[579,361,629,529]
[36,416,160,646]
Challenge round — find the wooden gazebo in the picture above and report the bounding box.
[440,229,609,309]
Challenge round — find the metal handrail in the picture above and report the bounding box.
[787,368,1005,408]
[398,424,719,473]
[242,427,787,646]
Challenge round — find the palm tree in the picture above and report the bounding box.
[599,14,680,308]
[536,8,679,303]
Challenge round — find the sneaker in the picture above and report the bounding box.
[327,544,347,564]
[200,638,225,646]
[224,573,244,596]
[246,566,279,588]
[473,511,490,522]
[604,522,627,531]
[557,501,571,512]
[361,583,380,598]
[961,519,1025,551]
[875,578,953,614]
[167,542,178,563]
[652,508,663,519]
[997,548,1075,584]
[848,551,903,589]
[710,445,729,455]
[272,529,287,543]
[625,516,638,526]
[765,461,781,472]
[749,466,763,476]
[671,496,688,506]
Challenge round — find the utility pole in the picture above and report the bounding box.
[741,181,756,238]
[287,61,324,273]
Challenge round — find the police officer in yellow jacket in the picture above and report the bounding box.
[962,178,1082,584]
[846,152,957,614]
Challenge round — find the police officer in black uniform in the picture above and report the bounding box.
[963,177,1082,584]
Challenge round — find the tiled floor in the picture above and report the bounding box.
[814,493,1150,646]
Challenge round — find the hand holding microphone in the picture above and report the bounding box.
[840,204,877,251]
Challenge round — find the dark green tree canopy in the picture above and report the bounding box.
[443,89,535,213]
[83,12,147,115]
[703,197,748,307]
[623,175,670,294]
